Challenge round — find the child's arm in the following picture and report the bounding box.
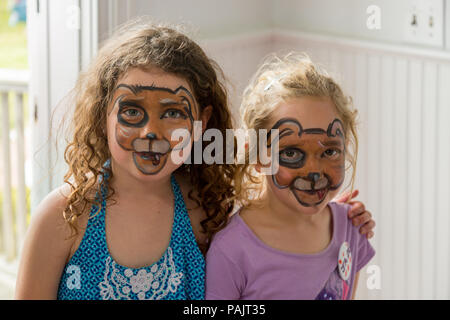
[14,186,78,299]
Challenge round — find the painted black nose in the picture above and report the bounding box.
[307,172,320,182]
[146,133,157,140]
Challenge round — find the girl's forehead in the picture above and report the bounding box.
[269,96,340,130]
[117,67,194,96]
[108,67,199,114]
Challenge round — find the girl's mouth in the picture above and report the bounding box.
[302,188,328,201]
[316,188,327,200]
[135,151,164,165]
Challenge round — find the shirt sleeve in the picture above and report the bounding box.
[205,241,246,300]
[340,201,376,272]
[355,234,376,272]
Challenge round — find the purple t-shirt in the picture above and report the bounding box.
[205,202,375,300]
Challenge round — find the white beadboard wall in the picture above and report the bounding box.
[201,32,275,126]
[203,30,450,300]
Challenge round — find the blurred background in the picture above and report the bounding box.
[0,0,449,300]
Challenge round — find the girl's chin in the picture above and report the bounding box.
[111,155,173,182]
[293,203,325,215]
[290,193,333,215]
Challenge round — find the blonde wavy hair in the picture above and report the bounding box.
[63,19,237,253]
[235,52,359,208]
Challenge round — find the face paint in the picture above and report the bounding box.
[269,118,345,207]
[111,84,197,175]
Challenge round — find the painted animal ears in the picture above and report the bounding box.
[269,117,345,140]
[271,118,303,135]
[327,119,345,139]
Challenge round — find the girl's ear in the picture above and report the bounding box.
[201,105,213,133]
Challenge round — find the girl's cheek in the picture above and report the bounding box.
[107,118,132,166]
[108,132,130,165]
[267,176,287,198]
[274,167,296,186]
[267,173,292,201]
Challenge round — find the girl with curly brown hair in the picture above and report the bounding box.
[15,21,374,300]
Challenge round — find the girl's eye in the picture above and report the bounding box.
[121,108,144,124]
[279,148,305,163]
[323,149,341,159]
[125,109,140,117]
[162,109,187,119]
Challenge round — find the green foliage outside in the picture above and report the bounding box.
[0,0,31,238]
[0,0,29,134]
[0,0,28,69]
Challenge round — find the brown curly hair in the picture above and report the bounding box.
[63,19,236,254]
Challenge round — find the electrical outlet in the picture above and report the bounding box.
[404,0,444,47]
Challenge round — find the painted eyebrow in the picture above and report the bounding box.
[114,84,138,95]
[278,128,294,140]
[118,97,145,104]
[159,98,184,107]
[318,140,344,147]
[111,85,144,104]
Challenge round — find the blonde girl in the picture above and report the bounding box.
[205,52,375,300]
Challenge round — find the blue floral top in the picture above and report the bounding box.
[57,173,205,300]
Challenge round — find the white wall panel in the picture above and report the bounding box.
[353,52,369,207]
[379,55,395,299]
[422,62,438,299]
[435,64,450,299]
[407,59,423,300]
[392,58,408,299]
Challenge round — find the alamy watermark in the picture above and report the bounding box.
[169,121,280,175]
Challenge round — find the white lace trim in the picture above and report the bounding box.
[98,247,183,300]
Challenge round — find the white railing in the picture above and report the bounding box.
[0,69,30,291]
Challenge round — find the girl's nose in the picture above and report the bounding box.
[307,172,320,182]
[142,117,161,139]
